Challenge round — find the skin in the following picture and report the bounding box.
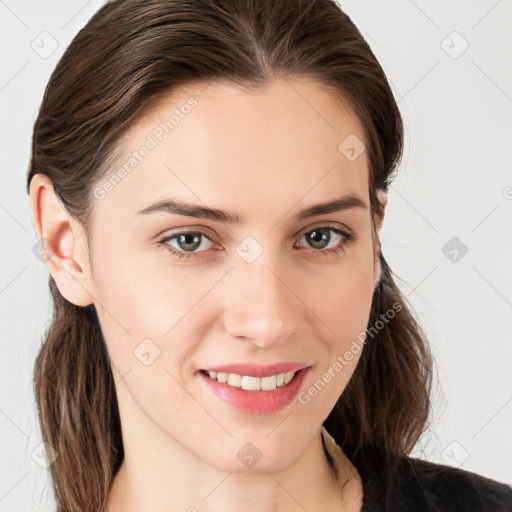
[30,76,387,512]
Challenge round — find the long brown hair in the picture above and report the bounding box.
[27,0,433,510]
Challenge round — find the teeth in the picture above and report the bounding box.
[227,373,242,387]
[242,375,261,391]
[206,370,298,390]
[284,371,295,384]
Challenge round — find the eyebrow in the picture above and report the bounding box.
[137,193,367,223]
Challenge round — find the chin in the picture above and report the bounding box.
[197,435,305,474]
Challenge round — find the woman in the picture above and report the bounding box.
[26,0,512,511]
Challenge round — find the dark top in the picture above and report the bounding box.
[321,429,512,511]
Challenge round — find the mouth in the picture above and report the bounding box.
[199,368,300,391]
[197,365,311,414]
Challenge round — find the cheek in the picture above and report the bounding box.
[314,278,372,371]
[308,245,376,344]
[89,244,170,371]
[323,274,374,343]
[93,247,214,379]
[297,252,375,407]
[92,258,201,423]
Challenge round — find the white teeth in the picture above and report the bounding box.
[227,373,242,387]
[260,375,277,391]
[206,370,297,390]
[284,371,295,384]
[241,375,260,391]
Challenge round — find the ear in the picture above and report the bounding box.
[29,174,94,307]
[373,188,388,290]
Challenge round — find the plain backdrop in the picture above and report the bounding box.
[1,0,511,510]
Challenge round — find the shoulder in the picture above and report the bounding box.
[320,428,512,512]
[389,455,512,512]
[344,441,512,512]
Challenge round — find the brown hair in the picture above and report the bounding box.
[27,0,433,510]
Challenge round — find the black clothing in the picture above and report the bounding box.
[321,428,512,511]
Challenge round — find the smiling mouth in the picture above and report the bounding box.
[199,369,300,391]
[198,366,311,414]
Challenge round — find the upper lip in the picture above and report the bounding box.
[200,362,310,378]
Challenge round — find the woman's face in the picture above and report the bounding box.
[86,76,381,472]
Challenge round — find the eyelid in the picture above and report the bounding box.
[294,220,353,238]
[157,221,356,260]
[295,223,356,249]
[158,221,353,245]
[158,225,220,243]
[162,218,353,234]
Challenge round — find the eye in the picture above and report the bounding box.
[293,225,356,256]
[159,230,216,259]
[158,224,356,260]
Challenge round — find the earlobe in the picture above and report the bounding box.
[29,174,94,307]
[373,255,382,290]
[376,188,387,231]
[373,188,387,290]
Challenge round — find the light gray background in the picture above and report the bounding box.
[1,0,511,510]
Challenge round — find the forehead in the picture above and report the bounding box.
[94,77,370,221]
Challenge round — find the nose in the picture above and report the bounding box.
[222,256,304,349]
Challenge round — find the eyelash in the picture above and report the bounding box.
[158,224,356,260]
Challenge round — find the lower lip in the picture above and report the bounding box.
[198,368,310,415]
